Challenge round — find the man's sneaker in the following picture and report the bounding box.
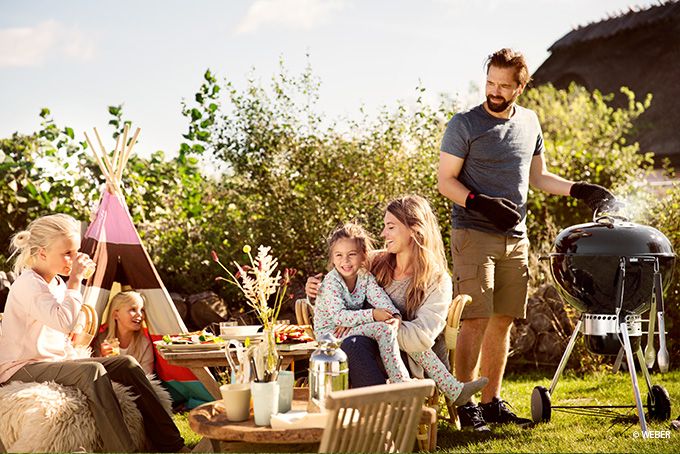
[457,402,490,432]
[480,397,532,426]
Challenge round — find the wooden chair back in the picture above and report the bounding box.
[445,294,472,369]
[444,293,471,428]
[295,298,314,329]
[319,379,435,453]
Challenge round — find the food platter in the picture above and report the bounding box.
[153,340,226,352]
[153,330,226,352]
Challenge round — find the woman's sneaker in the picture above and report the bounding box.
[480,397,532,426]
[456,402,490,432]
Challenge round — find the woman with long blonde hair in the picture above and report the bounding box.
[307,195,474,390]
[371,195,449,320]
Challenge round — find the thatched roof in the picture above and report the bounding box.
[551,1,680,51]
[532,0,680,167]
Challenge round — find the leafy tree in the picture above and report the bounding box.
[643,168,680,361]
[180,61,457,288]
[0,109,101,269]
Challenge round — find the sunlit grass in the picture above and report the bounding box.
[437,369,679,453]
[173,411,201,448]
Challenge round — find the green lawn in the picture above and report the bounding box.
[174,369,679,452]
[436,369,679,453]
[174,411,202,448]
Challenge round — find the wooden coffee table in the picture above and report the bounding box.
[189,388,323,452]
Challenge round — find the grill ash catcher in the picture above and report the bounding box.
[532,204,675,431]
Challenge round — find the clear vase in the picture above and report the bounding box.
[260,326,279,382]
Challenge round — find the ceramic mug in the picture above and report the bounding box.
[220,383,251,422]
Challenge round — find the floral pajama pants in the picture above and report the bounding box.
[342,322,463,401]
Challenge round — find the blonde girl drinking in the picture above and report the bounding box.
[0,214,185,452]
[314,221,487,405]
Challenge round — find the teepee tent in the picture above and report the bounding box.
[81,125,186,334]
[81,126,211,408]
[81,191,187,334]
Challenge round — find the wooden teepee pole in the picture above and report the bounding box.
[115,123,129,179]
[93,128,116,185]
[110,134,122,180]
[83,132,111,182]
[117,127,141,181]
[85,126,141,192]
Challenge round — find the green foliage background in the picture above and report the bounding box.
[1,63,678,368]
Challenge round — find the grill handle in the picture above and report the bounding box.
[644,299,657,369]
[654,271,669,373]
[658,313,669,373]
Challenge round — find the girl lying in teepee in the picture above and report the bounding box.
[93,290,155,375]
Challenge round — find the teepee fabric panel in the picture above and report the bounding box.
[137,288,186,335]
[82,285,111,318]
[84,192,141,245]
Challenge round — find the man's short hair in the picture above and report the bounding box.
[486,48,531,87]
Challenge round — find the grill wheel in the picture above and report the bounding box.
[647,384,671,421]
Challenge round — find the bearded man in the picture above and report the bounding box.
[437,48,615,431]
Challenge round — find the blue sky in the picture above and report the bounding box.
[0,0,659,157]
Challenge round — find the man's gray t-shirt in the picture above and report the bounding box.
[440,104,545,237]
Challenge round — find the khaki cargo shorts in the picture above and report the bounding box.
[451,228,530,319]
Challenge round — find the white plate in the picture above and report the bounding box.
[154,340,226,352]
[276,341,318,351]
[219,325,263,337]
[220,333,265,343]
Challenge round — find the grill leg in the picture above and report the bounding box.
[550,319,582,395]
[621,322,647,432]
[613,347,625,373]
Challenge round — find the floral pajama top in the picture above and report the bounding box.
[314,268,400,337]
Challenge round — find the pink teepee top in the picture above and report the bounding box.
[84,191,141,245]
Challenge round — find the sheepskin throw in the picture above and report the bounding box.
[0,375,172,452]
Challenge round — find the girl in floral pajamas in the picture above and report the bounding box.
[314,222,487,405]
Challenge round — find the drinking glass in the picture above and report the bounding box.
[220,321,238,337]
[103,337,120,356]
[83,262,96,279]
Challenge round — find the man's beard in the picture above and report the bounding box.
[486,95,513,113]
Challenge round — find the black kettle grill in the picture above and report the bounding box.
[531,207,675,431]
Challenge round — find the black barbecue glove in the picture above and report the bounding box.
[570,182,616,212]
[465,192,521,231]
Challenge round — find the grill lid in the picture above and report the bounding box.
[547,206,675,317]
[554,217,674,257]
